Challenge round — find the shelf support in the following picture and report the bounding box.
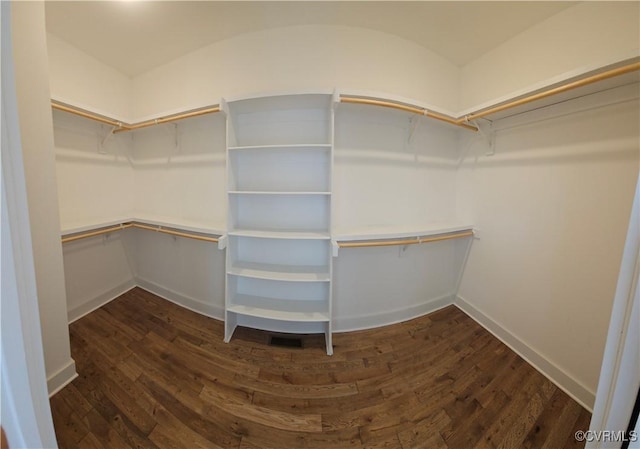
[468,118,495,156]
[98,124,120,154]
[407,115,419,146]
[158,122,180,159]
[331,239,340,257]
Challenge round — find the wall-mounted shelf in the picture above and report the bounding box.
[61,217,136,236]
[334,223,474,242]
[227,299,330,322]
[228,144,332,151]
[228,229,330,240]
[51,100,220,133]
[228,261,330,282]
[337,59,639,128]
[60,218,222,245]
[52,59,639,140]
[228,191,331,196]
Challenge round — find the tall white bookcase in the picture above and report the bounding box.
[224,93,334,355]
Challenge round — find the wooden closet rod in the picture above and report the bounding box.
[51,102,125,128]
[51,101,220,133]
[113,106,221,133]
[337,230,474,248]
[339,97,479,132]
[61,222,219,244]
[61,223,133,243]
[130,223,219,243]
[459,61,640,123]
[340,61,640,129]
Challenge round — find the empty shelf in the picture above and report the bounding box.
[228,261,330,282]
[228,295,330,322]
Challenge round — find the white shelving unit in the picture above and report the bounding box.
[224,93,334,354]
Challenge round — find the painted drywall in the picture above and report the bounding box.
[11,1,76,393]
[332,102,471,330]
[53,109,135,230]
[53,111,227,321]
[53,105,137,323]
[334,103,460,232]
[47,33,132,121]
[130,229,226,319]
[63,232,136,323]
[125,112,227,319]
[334,239,470,331]
[132,113,226,230]
[459,2,640,113]
[456,84,640,409]
[131,25,460,120]
[1,2,58,445]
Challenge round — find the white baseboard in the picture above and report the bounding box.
[135,277,224,321]
[333,293,454,332]
[455,295,595,411]
[47,359,78,397]
[67,280,136,324]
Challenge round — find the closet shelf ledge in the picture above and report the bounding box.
[333,223,474,242]
[60,217,224,244]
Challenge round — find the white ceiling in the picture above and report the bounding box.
[45,1,574,78]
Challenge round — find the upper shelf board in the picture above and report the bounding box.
[226,93,333,115]
[463,59,640,122]
[228,144,332,151]
[334,223,474,242]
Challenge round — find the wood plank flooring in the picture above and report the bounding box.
[51,287,591,448]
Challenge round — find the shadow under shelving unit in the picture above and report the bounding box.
[224,93,335,355]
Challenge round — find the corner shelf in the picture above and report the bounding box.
[228,229,331,240]
[227,296,330,322]
[228,144,332,151]
[224,93,334,355]
[334,223,475,242]
[228,261,330,282]
[228,191,331,196]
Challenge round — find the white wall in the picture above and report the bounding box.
[127,112,227,320]
[53,108,137,322]
[53,109,135,230]
[53,109,227,322]
[1,2,58,445]
[334,103,460,232]
[459,2,640,113]
[334,239,470,331]
[455,84,640,409]
[333,102,469,330]
[131,229,226,319]
[11,1,76,394]
[132,113,226,229]
[47,33,132,121]
[131,25,460,120]
[63,232,136,323]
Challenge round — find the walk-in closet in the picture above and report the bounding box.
[3,2,639,448]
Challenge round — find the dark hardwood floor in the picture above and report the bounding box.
[51,287,591,448]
